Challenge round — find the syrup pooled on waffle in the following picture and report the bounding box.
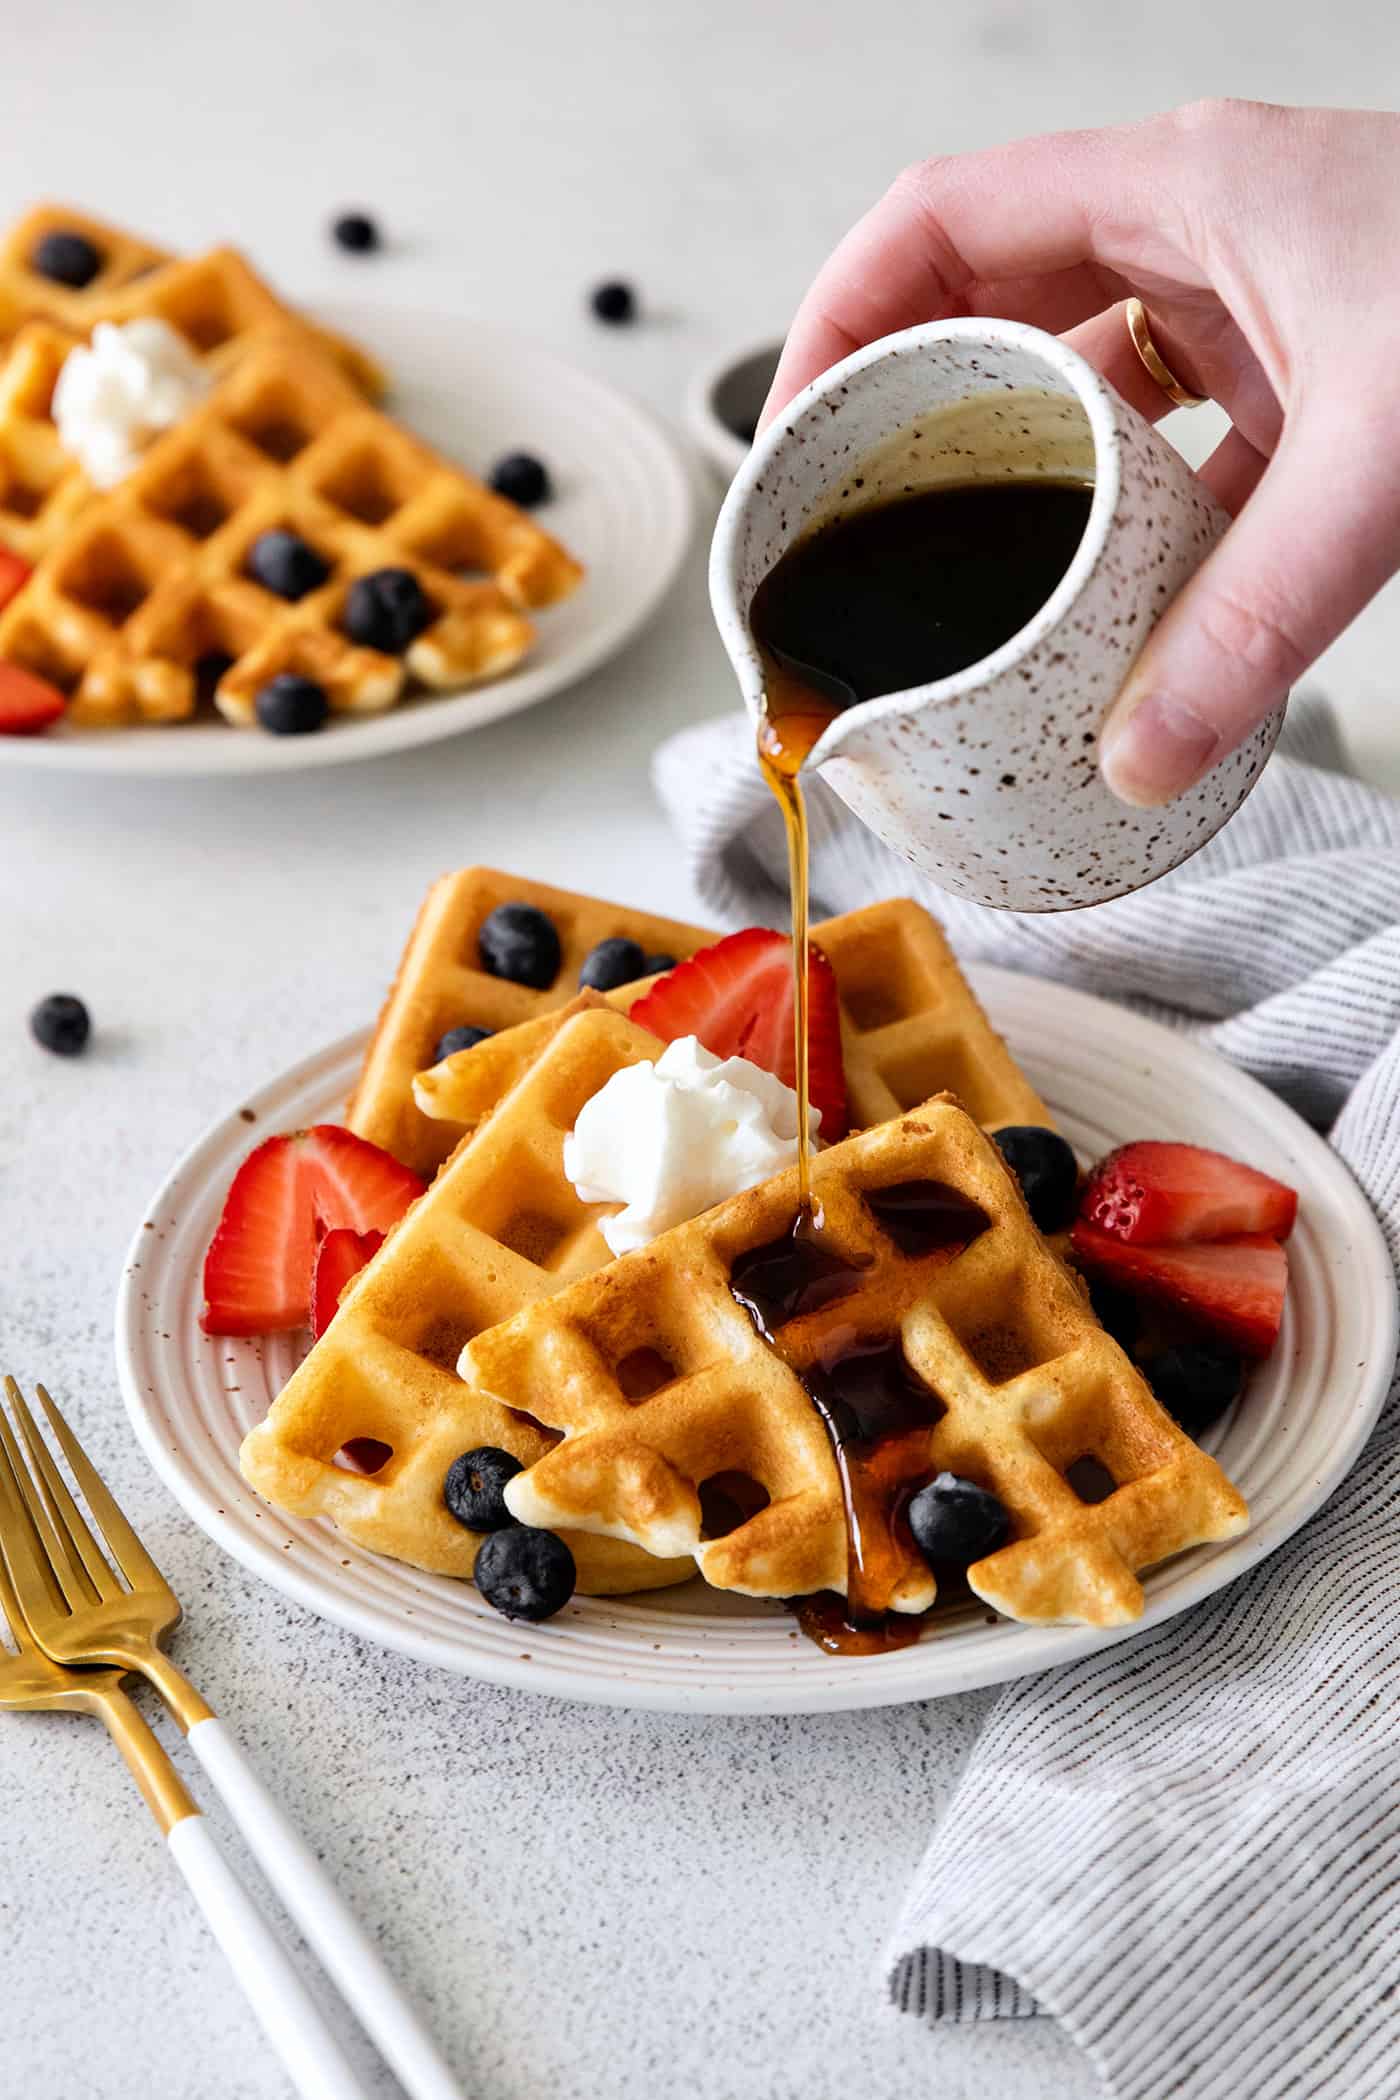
[0,325,580,727]
[241,1005,693,1595]
[463,1094,1248,1641]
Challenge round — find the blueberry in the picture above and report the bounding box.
[30,993,90,1057]
[488,453,551,508]
[343,567,433,653]
[32,230,102,288]
[641,952,676,975]
[474,1525,576,1621]
[255,673,329,735]
[434,1024,493,1061]
[579,936,647,992]
[444,1446,523,1531]
[1088,1275,1139,1350]
[247,529,330,602]
[993,1125,1079,1233]
[331,212,380,254]
[478,902,561,989]
[1142,1343,1244,1441]
[907,1472,1010,1567]
[590,280,636,324]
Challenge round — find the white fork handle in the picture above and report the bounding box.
[187,1717,464,2100]
[168,1815,372,2100]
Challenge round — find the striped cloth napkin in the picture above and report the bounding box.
[654,696,1400,2100]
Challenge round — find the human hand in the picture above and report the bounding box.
[762,101,1400,807]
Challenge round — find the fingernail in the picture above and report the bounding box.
[1100,691,1222,808]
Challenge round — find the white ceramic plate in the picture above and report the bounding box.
[1,304,694,775]
[116,968,1395,1713]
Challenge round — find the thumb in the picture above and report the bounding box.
[1099,405,1400,807]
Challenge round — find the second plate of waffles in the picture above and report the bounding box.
[114,872,1395,1712]
[0,242,693,772]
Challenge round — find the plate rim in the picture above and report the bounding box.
[2,304,696,777]
[114,965,1397,1712]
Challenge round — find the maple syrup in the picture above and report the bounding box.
[728,1183,990,1650]
[748,476,1087,1651]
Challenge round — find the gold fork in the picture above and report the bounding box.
[0,1384,369,2100]
[0,1378,463,2100]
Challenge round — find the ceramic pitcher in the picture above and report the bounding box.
[709,317,1284,912]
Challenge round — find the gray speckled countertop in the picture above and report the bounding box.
[6,3,1400,2092]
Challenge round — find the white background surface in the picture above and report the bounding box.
[4,5,1399,2096]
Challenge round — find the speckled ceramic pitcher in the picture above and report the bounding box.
[709,318,1283,912]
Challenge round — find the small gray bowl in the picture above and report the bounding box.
[685,339,782,482]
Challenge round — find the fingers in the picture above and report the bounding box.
[1060,304,1188,426]
[761,121,1169,423]
[1099,403,1400,805]
[1193,425,1269,518]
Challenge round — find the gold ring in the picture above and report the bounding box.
[1124,298,1207,409]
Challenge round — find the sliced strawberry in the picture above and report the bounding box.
[201,1125,423,1336]
[296,1123,426,1236]
[1080,1141,1297,1246]
[1071,1223,1288,1358]
[0,660,66,735]
[201,1134,319,1336]
[0,550,32,613]
[311,1227,384,1339]
[629,927,847,1138]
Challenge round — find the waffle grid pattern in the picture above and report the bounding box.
[349,868,713,1173]
[240,1007,690,1594]
[0,330,581,727]
[411,891,1055,1159]
[467,1096,1247,1625]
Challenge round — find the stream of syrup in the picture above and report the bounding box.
[747,477,1092,1650]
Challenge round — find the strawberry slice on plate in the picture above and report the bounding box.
[1071,1223,1288,1358]
[311,1227,384,1340]
[629,927,847,1138]
[201,1125,423,1336]
[0,660,66,735]
[1081,1140,1297,1246]
[0,550,33,614]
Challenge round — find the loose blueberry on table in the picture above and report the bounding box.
[589,279,636,324]
[477,902,562,989]
[30,993,91,1057]
[330,211,380,254]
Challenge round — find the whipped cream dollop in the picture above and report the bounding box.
[563,1035,819,1257]
[53,318,210,487]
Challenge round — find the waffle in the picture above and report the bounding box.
[413,894,1054,1153]
[240,1005,692,1594]
[0,326,581,727]
[348,869,713,1174]
[0,205,384,399]
[0,205,168,340]
[464,1093,1248,1625]
[0,322,92,564]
